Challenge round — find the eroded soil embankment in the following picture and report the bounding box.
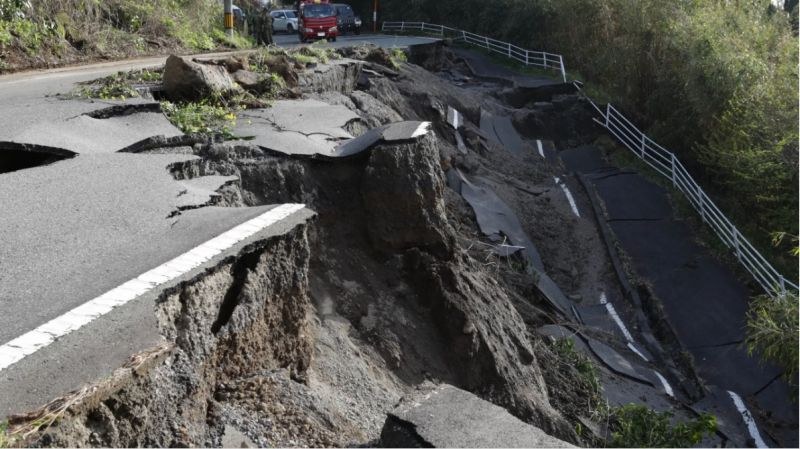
[27,225,313,447]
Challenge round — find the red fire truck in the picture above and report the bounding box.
[296,0,338,42]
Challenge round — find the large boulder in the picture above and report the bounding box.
[162,55,241,101]
[380,384,573,448]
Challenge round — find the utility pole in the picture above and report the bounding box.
[373,0,378,33]
[224,0,234,37]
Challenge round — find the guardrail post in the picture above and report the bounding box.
[605,104,610,127]
[461,30,466,41]
[670,154,677,187]
[400,22,405,31]
[559,55,566,82]
[507,43,511,57]
[779,277,786,295]
[525,51,529,65]
[542,51,547,68]
[640,133,647,158]
[484,36,490,50]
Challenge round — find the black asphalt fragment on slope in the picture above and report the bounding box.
[456,170,544,272]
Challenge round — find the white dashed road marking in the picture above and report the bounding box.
[626,342,650,362]
[600,292,634,342]
[0,203,307,372]
[554,176,580,217]
[729,390,768,448]
[653,370,675,398]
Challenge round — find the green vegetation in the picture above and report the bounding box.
[0,1,253,72]
[378,0,799,280]
[609,404,717,448]
[542,337,606,434]
[388,47,407,68]
[0,420,8,448]
[161,100,238,137]
[75,68,162,100]
[745,290,799,389]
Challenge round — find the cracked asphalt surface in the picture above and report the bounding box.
[0,33,435,418]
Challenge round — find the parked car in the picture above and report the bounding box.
[270,9,299,33]
[333,3,361,35]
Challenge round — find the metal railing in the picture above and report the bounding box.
[381,21,797,297]
[593,102,798,296]
[381,21,567,82]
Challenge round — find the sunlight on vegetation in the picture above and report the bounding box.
[609,404,717,448]
[745,291,799,389]
[161,101,238,137]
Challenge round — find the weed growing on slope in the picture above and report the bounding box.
[539,336,607,441]
[609,404,716,447]
[388,47,407,69]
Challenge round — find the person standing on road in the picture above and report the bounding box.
[251,5,274,45]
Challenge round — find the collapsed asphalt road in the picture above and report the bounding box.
[0,36,795,448]
[0,34,435,419]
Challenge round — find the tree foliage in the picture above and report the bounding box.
[745,291,799,388]
[378,0,799,278]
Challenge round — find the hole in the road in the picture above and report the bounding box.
[0,142,76,175]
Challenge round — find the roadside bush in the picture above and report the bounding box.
[745,291,799,389]
[609,404,717,448]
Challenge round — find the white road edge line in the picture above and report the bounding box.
[536,139,545,158]
[600,292,634,342]
[653,370,675,398]
[0,203,307,373]
[626,342,650,362]
[554,176,580,217]
[412,121,432,138]
[728,390,768,448]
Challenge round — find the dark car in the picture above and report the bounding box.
[333,3,361,35]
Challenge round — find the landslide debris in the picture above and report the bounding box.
[11,43,680,448]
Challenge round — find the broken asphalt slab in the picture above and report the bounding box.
[0,95,184,155]
[233,99,358,157]
[455,170,544,272]
[380,384,572,448]
[480,110,525,155]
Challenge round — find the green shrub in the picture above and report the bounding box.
[610,404,717,448]
[745,291,799,388]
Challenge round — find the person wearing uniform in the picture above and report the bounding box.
[251,5,273,45]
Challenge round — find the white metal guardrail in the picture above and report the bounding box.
[591,101,798,296]
[381,21,567,82]
[381,21,797,297]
